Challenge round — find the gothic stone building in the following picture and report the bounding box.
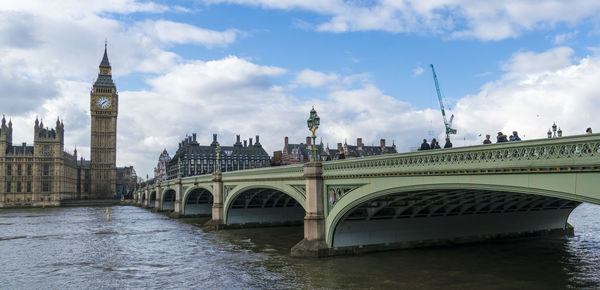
[0,44,121,207]
[154,149,171,182]
[167,134,270,179]
[0,117,86,207]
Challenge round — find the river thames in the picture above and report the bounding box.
[1,203,599,289]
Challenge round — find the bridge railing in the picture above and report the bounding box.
[220,163,305,181]
[323,134,600,177]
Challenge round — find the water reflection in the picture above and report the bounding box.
[0,204,598,288]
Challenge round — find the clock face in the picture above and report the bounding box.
[96,96,111,109]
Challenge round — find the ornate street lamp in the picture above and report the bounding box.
[548,122,563,138]
[306,107,320,162]
[215,142,221,173]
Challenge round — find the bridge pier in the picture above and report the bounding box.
[172,178,182,217]
[136,190,141,206]
[153,184,161,212]
[291,162,331,257]
[205,172,224,228]
[144,188,149,208]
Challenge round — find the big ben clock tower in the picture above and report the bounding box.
[90,42,118,199]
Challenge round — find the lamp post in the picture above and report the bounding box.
[548,122,563,138]
[306,107,320,162]
[215,142,221,173]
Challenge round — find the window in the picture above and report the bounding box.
[43,164,51,176]
[17,164,22,176]
[27,164,32,176]
[43,145,50,155]
[17,182,21,193]
[6,182,11,193]
[42,181,51,192]
[27,182,31,193]
[7,164,11,176]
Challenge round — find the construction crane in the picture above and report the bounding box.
[430,64,457,139]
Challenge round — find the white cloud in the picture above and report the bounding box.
[138,20,241,48]
[500,46,574,77]
[552,31,578,44]
[453,48,600,144]
[412,66,425,76]
[291,69,340,88]
[207,0,600,41]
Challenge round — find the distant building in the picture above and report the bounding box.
[154,149,171,182]
[271,150,283,166]
[116,166,137,198]
[282,136,330,165]
[167,133,270,179]
[281,136,396,164]
[334,138,397,159]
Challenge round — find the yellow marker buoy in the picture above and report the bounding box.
[106,207,110,222]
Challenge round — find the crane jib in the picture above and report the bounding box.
[430,64,457,139]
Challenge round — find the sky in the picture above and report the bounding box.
[2,0,600,179]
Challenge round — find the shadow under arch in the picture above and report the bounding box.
[148,191,156,208]
[327,183,583,249]
[182,186,213,216]
[161,189,176,211]
[224,185,306,225]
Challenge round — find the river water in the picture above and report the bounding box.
[1,204,599,289]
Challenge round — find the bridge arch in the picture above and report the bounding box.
[148,190,157,208]
[224,184,306,225]
[140,191,146,206]
[326,183,584,248]
[160,188,176,211]
[182,185,213,216]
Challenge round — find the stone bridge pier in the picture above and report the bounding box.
[153,184,161,212]
[291,162,329,257]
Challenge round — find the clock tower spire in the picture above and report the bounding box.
[90,41,118,199]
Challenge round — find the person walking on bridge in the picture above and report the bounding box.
[431,138,441,149]
[419,139,430,150]
[512,131,522,141]
[483,134,492,144]
[444,138,453,148]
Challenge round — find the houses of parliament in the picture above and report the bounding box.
[0,45,121,207]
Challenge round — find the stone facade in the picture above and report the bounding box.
[89,44,118,199]
[116,166,137,198]
[154,149,171,182]
[0,117,90,207]
[167,134,270,179]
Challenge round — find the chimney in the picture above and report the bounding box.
[284,136,289,147]
[236,135,240,143]
[192,133,196,142]
[22,142,26,147]
[213,134,217,142]
[380,139,386,148]
[249,138,253,146]
[255,135,260,145]
[357,138,363,148]
[306,137,311,146]
[337,142,343,152]
[244,140,247,147]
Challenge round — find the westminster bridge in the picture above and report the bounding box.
[135,134,600,256]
